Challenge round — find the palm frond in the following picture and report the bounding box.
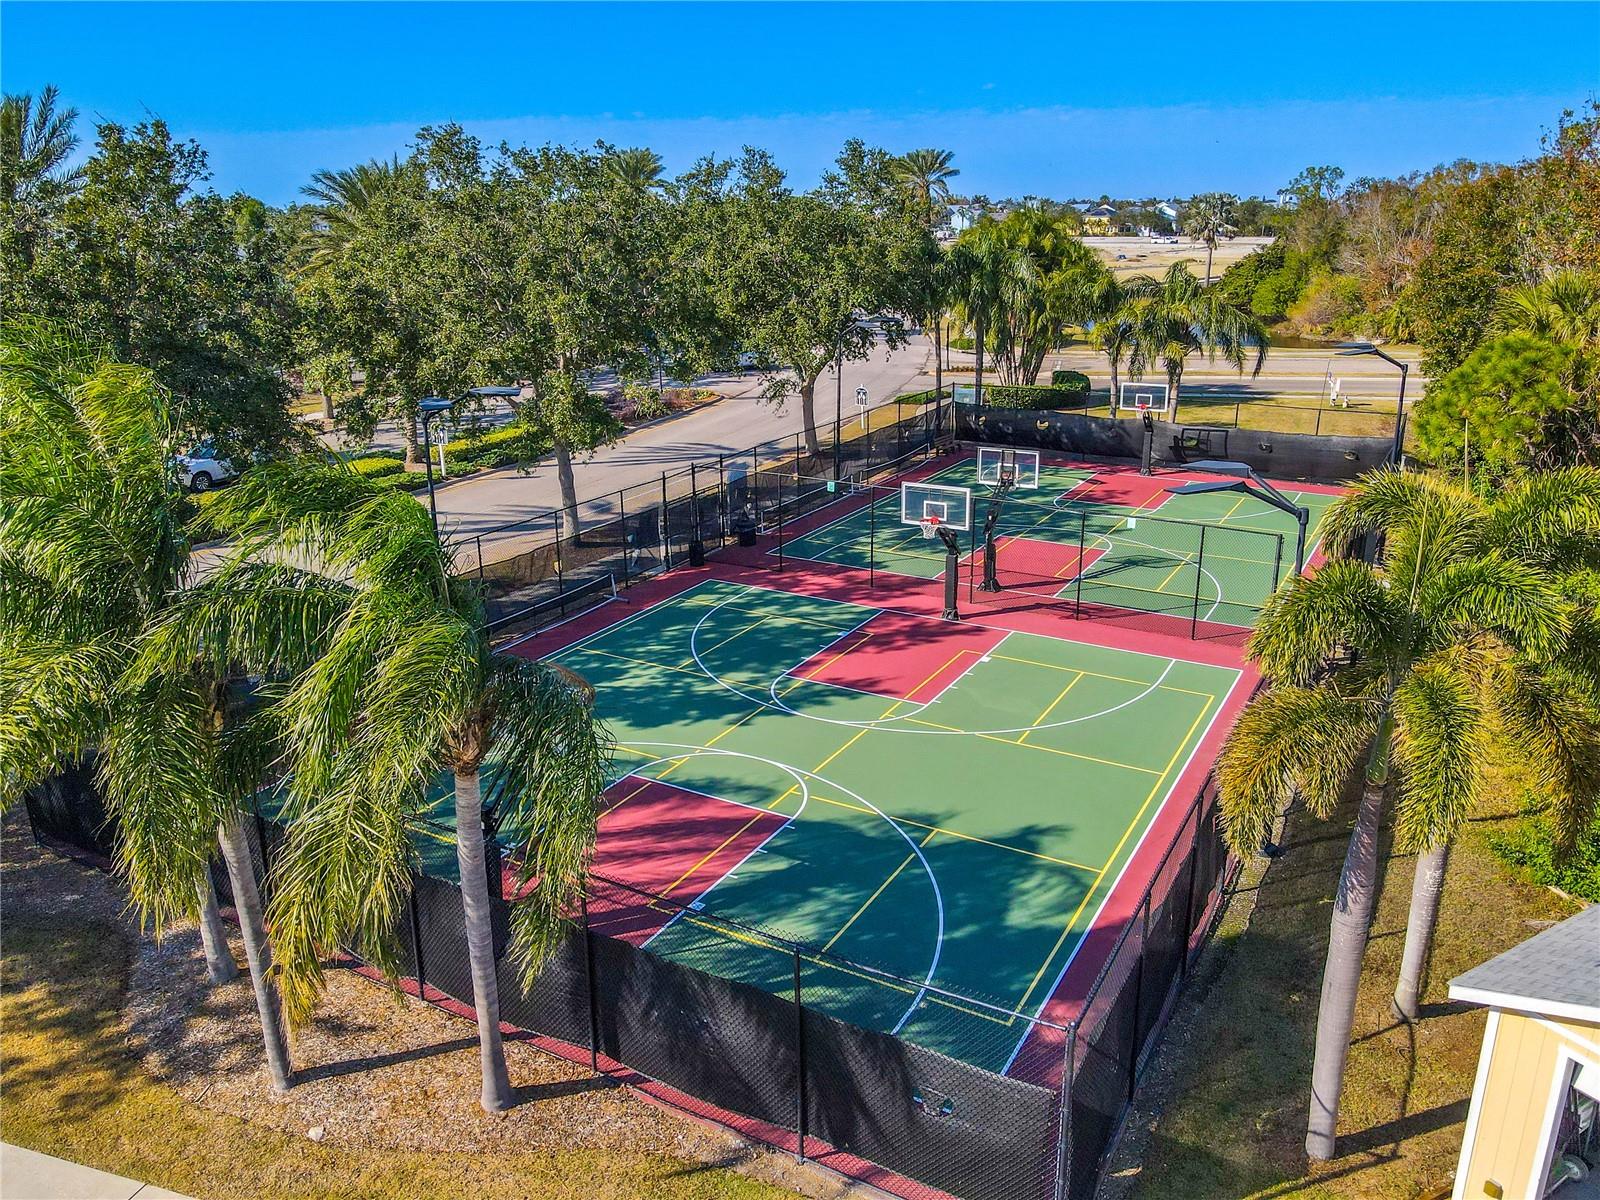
[489,656,614,986]
[1490,658,1600,854]
[1418,555,1569,659]
[0,633,121,807]
[1218,685,1380,855]
[1248,559,1402,684]
[1389,652,1490,853]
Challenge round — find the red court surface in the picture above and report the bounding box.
[585,776,789,943]
[785,610,1008,703]
[962,535,1104,591]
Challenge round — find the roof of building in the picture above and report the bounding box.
[1449,904,1600,1023]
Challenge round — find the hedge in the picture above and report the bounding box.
[983,384,1091,411]
[442,422,547,469]
[894,387,948,405]
[345,455,404,479]
[1049,370,1092,397]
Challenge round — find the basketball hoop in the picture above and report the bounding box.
[919,515,942,540]
[1135,401,1151,413]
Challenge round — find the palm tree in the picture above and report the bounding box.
[1,86,85,283]
[193,459,612,1112]
[1181,192,1238,285]
[1217,467,1593,1161]
[893,149,959,229]
[1492,270,1600,348]
[1121,263,1267,422]
[0,321,310,1092]
[297,156,405,273]
[605,147,665,193]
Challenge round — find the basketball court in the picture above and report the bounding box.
[407,448,1336,1086]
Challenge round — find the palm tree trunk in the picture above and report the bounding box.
[216,814,293,1092]
[453,767,514,1113]
[1109,346,1121,417]
[1305,727,1391,1161]
[195,865,239,984]
[1168,363,1184,427]
[1205,242,1215,287]
[798,375,822,457]
[1392,843,1450,1023]
[975,318,985,408]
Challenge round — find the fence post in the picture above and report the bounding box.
[775,473,784,572]
[474,534,485,582]
[1131,897,1150,1100]
[1191,525,1207,638]
[1315,407,1322,437]
[793,950,808,1162]
[1233,400,1241,429]
[689,462,699,545]
[1052,1023,1077,1200]
[618,489,629,586]
[1178,795,1201,980]
[718,455,727,540]
[869,485,876,588]
[1272,533,1285,592]
[552,514,567,613]
[408,884,426,998]
[660,472,670,568]
[581,891,600,1074]
[1075,510,1087,617]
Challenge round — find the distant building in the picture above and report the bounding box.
[1155,201,1180,223]
[1448,905,1599,1200]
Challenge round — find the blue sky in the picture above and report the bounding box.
[3,2,1597,205]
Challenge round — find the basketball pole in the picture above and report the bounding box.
[977,475,1015,592]
[1140,411,1155,476]
[936,525,962,619]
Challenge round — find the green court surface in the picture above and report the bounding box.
[780,459,1337,631]
[535,577,1243,1072]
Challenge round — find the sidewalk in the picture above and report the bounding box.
[0,1144,191,1200]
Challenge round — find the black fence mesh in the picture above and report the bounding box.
[454,392,953,635]
[26,736,1241,1200]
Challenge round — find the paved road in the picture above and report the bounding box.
[432,338,938,556]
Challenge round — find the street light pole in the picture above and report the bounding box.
[417,385,523,538]
[834,338,844,482]
[1337,343,1410,463]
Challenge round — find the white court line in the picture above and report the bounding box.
[625,743,945,1034]
[997,665,1245,1075]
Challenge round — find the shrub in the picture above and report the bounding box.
[442,421,547,470]
[948,335,976,351]
[894,387,947,405]
[1288,271,1366,333]
[345,455,404,479]
[983,384,1090,411]
[1049,370,1092,399]
[375,470,429,491]
[1491,809,1600,902]
[619,382,673,424]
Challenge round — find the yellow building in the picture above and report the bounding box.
[1450,904,1600,1199]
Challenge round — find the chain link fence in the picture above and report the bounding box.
[765,476,1286,646]
[452,391,954,635]
[16,733,1243,1200]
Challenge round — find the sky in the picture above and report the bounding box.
[3,1,1597,206]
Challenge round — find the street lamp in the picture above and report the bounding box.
[1337,342,1410,463]
[416,386,523,535]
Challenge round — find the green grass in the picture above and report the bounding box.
[1119,769,1581,1200]
[0,904,793,1200]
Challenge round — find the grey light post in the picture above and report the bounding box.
[1337,342,1410,463]
[417,385,523,536]
[834,337,844,481]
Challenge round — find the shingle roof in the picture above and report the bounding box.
[1449,905,1600,1021]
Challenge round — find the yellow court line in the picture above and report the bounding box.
[985,653,1215,699]
[1010,692,1218,1015]
[1017,672,1085,745]
[799,792,1102,873]
[603,776,659,815]
[659,674,807,782]
[903,716,1163,775]
[823,851,916,951]
[797,629,875,683]
[674,614,772,670]
[670,912,1013,1026]
[656,810,773,898]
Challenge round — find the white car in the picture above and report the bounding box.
[173,439,240,492]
